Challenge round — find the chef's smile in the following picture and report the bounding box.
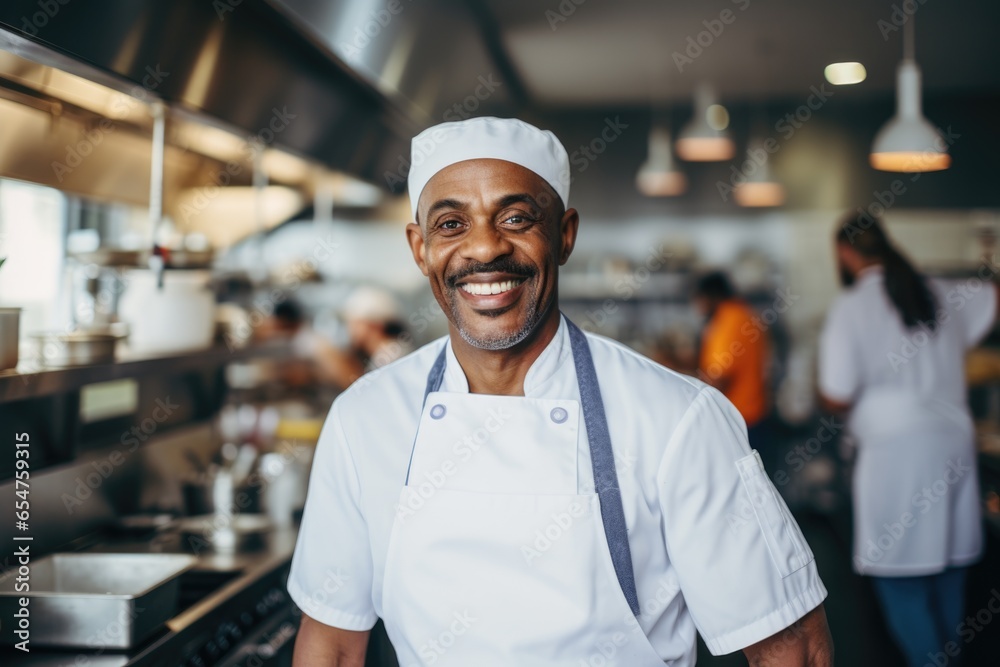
[456,273,527,307]
[457,275,525,298]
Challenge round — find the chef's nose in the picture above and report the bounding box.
[461,219,515,264]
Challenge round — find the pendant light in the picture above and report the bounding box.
[870,17,950,172]
[637,126,688,197]
[735,108,785,208]
[635,63,687,196]
[675,83,735,162]
[734,141,786,207]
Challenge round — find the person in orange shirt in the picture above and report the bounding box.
[694,272,772,453]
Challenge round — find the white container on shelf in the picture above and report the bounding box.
[119,269,215,355]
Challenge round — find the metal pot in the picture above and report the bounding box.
[32,330,123,367]
[0,307,19,370]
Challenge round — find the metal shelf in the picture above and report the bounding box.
[0,340,290,404]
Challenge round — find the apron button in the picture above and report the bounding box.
[429,404,446,419]
[550,407,568,424]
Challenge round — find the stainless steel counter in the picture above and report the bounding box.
[0,525,299,666]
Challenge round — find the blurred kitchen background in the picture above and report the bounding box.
[0,1,999,665]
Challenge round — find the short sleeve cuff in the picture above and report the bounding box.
[701,580,828,656]
[287,578,378,632]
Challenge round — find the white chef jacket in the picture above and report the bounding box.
[289,316,827,661]
[819,266,996,575]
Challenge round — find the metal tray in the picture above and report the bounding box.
[0,553,195,649]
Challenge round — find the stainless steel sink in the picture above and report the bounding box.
[0,553,195,649]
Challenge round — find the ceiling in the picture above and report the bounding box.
[2,0,996,210]
[273,0,1000,122]
[485,0,1000,107]
[264,0,1000,214]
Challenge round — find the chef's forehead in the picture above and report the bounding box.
[406,117,570,220]
[416,159,562,219]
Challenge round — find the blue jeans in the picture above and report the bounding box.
[871,567,968,667]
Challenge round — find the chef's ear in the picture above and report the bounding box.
[558,208,580,266]
[405,221,429,276]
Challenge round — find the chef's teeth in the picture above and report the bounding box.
[460,279,523,295]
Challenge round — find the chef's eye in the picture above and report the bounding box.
[438,219,463,230]
[501,214,533,226]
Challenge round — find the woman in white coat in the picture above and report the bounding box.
[819,214,997,666]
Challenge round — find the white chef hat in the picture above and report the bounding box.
[407,117,571,220]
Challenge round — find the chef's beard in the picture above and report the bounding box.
[445,259,543,350]
[454,298,542,350]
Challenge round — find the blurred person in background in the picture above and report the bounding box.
[255,290,411,391]
[819,213,998,667]
[341,285,413,371]
[254,298,325,387]
[694,271,773,460]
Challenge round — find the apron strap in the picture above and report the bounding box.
[424,341,448,397]
[414,320,641,616]
[404,342,448,485]
[565,319,641,616]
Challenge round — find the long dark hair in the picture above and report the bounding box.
[836,213,938,331]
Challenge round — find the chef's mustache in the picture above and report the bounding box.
[446,258,536,288]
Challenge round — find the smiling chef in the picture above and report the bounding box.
[289,117,833,666]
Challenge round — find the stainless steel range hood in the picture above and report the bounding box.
[268,0,524,127]
[0,0,417,193]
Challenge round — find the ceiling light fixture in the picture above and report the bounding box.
[636,126,687,197]
[734,138,786,208]
[870,17,950,172]
[676,84,735,162]
[824,62,867,85]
